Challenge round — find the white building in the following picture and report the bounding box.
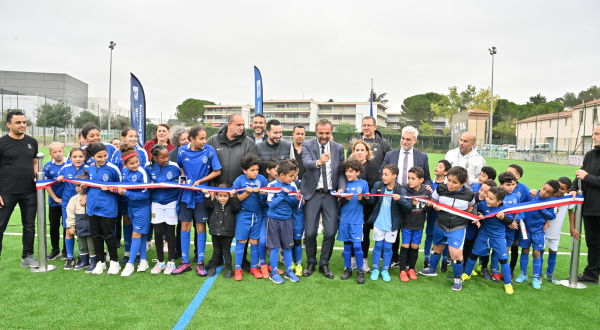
[87,97,130,119]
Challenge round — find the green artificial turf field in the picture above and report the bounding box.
[0,149,596,329]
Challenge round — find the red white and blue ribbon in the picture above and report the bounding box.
[36,180,58,190]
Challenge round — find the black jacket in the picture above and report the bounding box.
[402,185,433,230]
[204,194,241,237]
[347,130,392,168]
[366,181,413,232]
[433,184,475,232]
[358,160,380,222]
[207,125,258,186]
[256,139,293,178]
[571,146,600,216]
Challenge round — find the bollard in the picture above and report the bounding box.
[30,153,57,273]
[559,179,585,289]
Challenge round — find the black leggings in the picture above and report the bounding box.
[89,215,118,262]
[48,206,62,252]
[211,235,234,269]
[154,223,176,262]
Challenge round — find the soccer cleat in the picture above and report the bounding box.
[107,261,121,275]
[399,270,409,282]
[76,256,81,266]
[514,273,528,283]
[423,260,430,269]
[261,265,270,278]
[504,284,514,294]
[452,276,463,291]
[61,252,68,261]
[21,254,39,268]
[270,273,285,284]
[196,262,207,277]
[121,263,135,277]
[64,258,75,270]
[408,269,418,281]
[92,262,107,275]
[370,269,380,281]
[223,268,234,279]
[291,263,296,273]
[234,269,243,281]
[471,269,478,276]
[121,253,130,264]
[476,264,482,274]
[532,277,541,289]
[482,268,492,281]
[47,250,61,261]
[418,267,438,276]
[461,273,471,281]
[340,267,352,280]
[362,259,371,273]
[207,268,217,277]
[545,274,560,284]
[351,257,357,270]
[164,261,176,275]
[440,260,448,273]
[250,268,263,279]
[268,265,283,275]
[137,260,149,272]
[285,271,300,282]
[491,273,503,282]
[294,264,303,277]
[389,261,400,269]
[151,261,166,274]
[171,262,192,275]
[381,270,391,282]
[86,257,97,274]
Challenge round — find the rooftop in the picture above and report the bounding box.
[517,111,573,124]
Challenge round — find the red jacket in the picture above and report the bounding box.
[143,140,175,158]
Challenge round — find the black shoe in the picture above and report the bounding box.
[76,255,81,266]
[578,274,599,285]
[320,265,334,279]
[64,258,75,270]
[389,261,400,269]
[510,266,515,278]
[61,252,68,261]
[47,250,60,261]
[116,242,122,249]
[207,268,217,277]
[241,258,251,273]
[303,263,316,277]
[423,260,430,270]
[223,268,233,279]
[440,261,448,273]
[340,267,352,280]
[357,270,365,284]
[482,267,492,281]
[193,255,198,264]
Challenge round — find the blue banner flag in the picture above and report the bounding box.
[254,66,262,114]
[130,73,146,148]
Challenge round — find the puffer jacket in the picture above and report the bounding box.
[347,130,392,168]
[66,194,92,236]
[571,146,600,216]
[366,181,413,232]
[433,183,476,232]
[444,145,486,188]
[207,125,258,186]
[256,139,295,177]
[204,194,241,237]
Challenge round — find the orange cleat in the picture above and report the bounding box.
[399,270,409,282]
[261,265,270,278]
[268,265,283,275]
[408,269,418,281]
[491,273,502,281]
[250,268,263,279]
[234,269,243,281]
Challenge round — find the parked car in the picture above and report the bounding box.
[518,143,551,153]
[481,144,502,152]
[502,144,518,152]
[59,131,67,137]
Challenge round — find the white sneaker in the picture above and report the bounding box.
[137,260,149,272]
[362,259,371,273]
[107,261,121,275]
[151,260,166,274]
[146,241,152,252]
[121,263,134,277]
[164,260,176,275]
[163,241,168,253]
[92,262,107,275]
[351,257,357,270]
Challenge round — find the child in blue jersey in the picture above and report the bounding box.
[232,154,269,281]
[265,160,302,284]
[490,172,519,282]
[471,179,497,279]
[145,144,182,275]
[424,160,451,270]
[81,123,117,166]
[258,158,280,277]
[365,164,412,282]
[44,142,69,261]
[515,180,559,289]
[470,166,497,195]
[65,174,96,272]
[81,142,122,275]
[338,159,369,284]
[289,158,305,277]
[545,177,574,284]
[116,143,152,276]
[56,148,89,268]
[463,187,516,294]
[173,127,222,276]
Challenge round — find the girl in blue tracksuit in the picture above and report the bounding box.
[117,143,152,276]
[81,123,117,166]
[111,127,149,169]
[82,142,122,275]
[145,144,182,275]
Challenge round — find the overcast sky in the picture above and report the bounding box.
[2,1,599,118]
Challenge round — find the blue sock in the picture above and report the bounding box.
[491,250,499,274]
[293,244,303,266]
[424,236,432,261]
[546,252,557,275]
[66,238,74,259]
[343,244,352,269]
[124,224,133,254]
[283,248,292,273]
[354,242,364,271]
[129,237,141,265]
[270,248,280,274]
[197,232,206,263]
[430,252,442,271]
[464,258,477,275]
[520,253,529,276]
[250,244,259,269]
[442,245,449,262]
[382,241,393,271]
[181,231,191,264]
[372,240,383,270]
[452,260,463,277]
[259,237,267,266]
[140,235,147,261]
[533,256,542,280]
[500,261,511,284]
[235,241,245,270]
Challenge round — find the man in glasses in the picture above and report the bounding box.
[347,116,391,169]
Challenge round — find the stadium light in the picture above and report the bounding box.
[488,47,496,146]
[108,41,116,133]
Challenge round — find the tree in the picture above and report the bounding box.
[368,91,389,105]
[336,122,356,133]
[34,100,73,140]
[528,93,547,105]
[431,85,478,125]
[492,116,516,139]
[419,122,434,136]
[175,98,215,125]
[401,92,443,125]
[561,92,579,107]
[34,103,53,127]
[471,87,501,113]
[328,99,334,102]
[578,85,600,102]
[74,110,100,128]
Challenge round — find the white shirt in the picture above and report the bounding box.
[397,147,414,185]
[316,141,333,190]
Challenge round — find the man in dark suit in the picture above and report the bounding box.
[379,126,432,268]
[301,119,346,279]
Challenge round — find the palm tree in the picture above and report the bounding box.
[368,91,389,105]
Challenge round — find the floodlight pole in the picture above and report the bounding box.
[108,41,116,134]
[488,47,496,145]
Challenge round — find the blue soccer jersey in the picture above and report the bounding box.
[145,161,181,204]
[86,162,122,218]
[524,193,556,233]
[112,145,149,170]
[44,159,69,207]
[233,173,269,214]
[340,179,369,225]
[502,192,519,222]
[514,182,531,221]
[83,142,117,166]
[471,183,482,195]
[177,144,222,204]
[266,179,299,220]
[57,163,89,208]
[477,201,507,238]
[122,167,150,209]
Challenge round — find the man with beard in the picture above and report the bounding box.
[256,119,295,178]
[251,114,266,143]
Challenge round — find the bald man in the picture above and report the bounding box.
[444,132,486,188]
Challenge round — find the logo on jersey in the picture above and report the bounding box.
[167,172,173,180]
[28,144,32,149]
[203,156,208,164]
[517,191,522,197]
[184,158,190,162]
[373,148,377,151]
[103,174,109,181]
[255,179,260,186]
[513,199,517,204]
[209,151,214,158]
[151,174,157,180]
[357,187,363,194]
[132,175,138,182]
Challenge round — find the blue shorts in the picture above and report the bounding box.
[472,234,508,258]
[465,224,479,241]
[505,228,516,246]
[129,205,151,234]
[118,197,129,217]
[402,228,423,245]
[178,201,209,223]
[433,224,465,250]
[292,213,304,239]
[266,217,293,249]
[337,222,362,243]
[518,231,546,250]
[235,211,263,241]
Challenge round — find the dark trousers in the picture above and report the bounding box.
[115,213,122,241]
[48,206,62,252]
[304,192,339,266]
[154,223,176,262]
[391,231,401,264]
[211,235,233,269]
[0,192,37,259]
[89,215,118,262]
[583,216,600,279]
